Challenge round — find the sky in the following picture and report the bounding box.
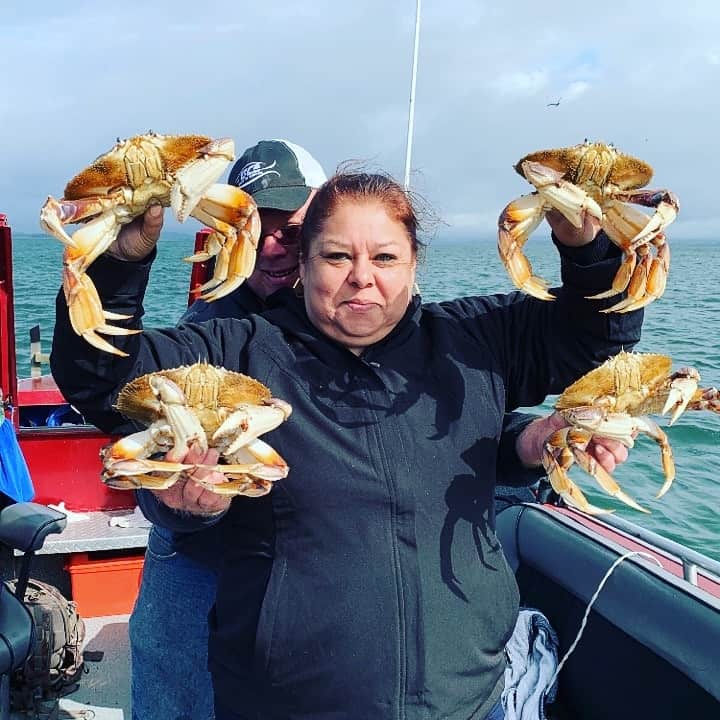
[2,0,719,243]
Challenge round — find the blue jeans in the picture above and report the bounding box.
[215,697,505,719]
[129,526,217,720]
[486,698,505,720]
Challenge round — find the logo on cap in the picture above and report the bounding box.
[236,160,281,189]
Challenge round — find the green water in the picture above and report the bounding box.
[9,232,720,560]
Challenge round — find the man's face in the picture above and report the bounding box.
[246,191,316,301]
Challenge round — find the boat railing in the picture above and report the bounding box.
[583,509,720,587]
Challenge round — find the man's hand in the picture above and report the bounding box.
[516,411,629,473]
[545,208,601,248]
[150,442,231,516]
[106,204,165,262]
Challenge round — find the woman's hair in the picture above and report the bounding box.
[300,167,427,260]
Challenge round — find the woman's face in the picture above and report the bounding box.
[299,199,417,354]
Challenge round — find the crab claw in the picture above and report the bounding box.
[148,376,209,459]
[171,138,236,221]
[101,426,194,490]
[522,161,603,229]
[63,264,139,357]
[662,371,700,424]
[214,400,292,456]
[498,160,604,302]
[542,434,614,515]
[624,190,680,250]
[196,477,274,497]
[497,193,555,300]
[187,185,261,302]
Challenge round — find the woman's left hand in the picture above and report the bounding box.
[584,434,629,473]
[516,411,629,473]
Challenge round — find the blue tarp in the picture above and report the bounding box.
[0,418,35,502]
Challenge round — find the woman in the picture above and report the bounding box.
[52,171,641,720]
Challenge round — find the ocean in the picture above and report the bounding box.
[8,230,720,561]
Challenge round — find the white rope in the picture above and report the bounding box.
[546,550,664,692]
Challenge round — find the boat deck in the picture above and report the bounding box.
[11,614,133,720]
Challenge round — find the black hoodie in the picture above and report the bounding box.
[51,234,641,719]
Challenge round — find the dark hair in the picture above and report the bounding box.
[300,169,426,260]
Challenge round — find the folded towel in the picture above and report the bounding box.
[502,607,559,720]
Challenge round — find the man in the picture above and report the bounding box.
[128,139,327,720]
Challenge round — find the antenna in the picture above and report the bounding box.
[403,0,422,190]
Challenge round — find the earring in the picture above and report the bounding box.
[413,282,420,296]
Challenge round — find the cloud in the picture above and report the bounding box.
[489,70,549,98]
[563,81,591,100]
[2,0,720,242]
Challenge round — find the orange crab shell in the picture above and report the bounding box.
[555,353,673,412]
[116,364,273,429]
[514,143,655,199]
[63,134,217,200]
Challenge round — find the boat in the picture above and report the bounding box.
[498,503,720,717]
[2,211,719,717]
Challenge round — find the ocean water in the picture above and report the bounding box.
[8,230,720,561]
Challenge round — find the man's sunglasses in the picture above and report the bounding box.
[259,224,303,249]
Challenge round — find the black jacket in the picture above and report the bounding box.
[51,235,642,719]
[147,287,542,570]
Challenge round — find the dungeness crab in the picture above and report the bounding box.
[498,141,680,312]
[101,363,292,497]
[40,132,261,356]
[542,351,720,515]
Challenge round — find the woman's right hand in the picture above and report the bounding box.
[151,442,231,517]
[106,204,165,261]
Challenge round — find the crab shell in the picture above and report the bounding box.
[555,352,674,415]
[117,364,274,431]
[63,134,222,214]
[104,363,292,496]
[514,143,654,202]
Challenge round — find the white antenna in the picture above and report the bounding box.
[403,0,422,190]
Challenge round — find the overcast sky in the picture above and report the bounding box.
[2,1,719,242]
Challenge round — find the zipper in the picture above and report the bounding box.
[360,371,409,719]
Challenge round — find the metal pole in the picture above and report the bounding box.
[403,0,421,190]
